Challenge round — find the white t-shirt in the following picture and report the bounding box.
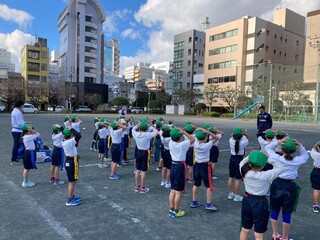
[169,139,191,162]
[194,140,213,163]
[62,137,78,157]
[240,157,283,196]
[132,125,159,150]
[52,132,64,148]
[258,137,277,154]
[11,108,25,133]
[310,148,320,168]
[229,136,249,155]
[162,137,171,150]
[98,128,108,139]
[23,134,39,150]
[64,121,71,128]
[71,122,81,133]
[109,127,123,144]
[94,122,100,130]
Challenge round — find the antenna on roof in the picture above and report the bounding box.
[201,17,211,32]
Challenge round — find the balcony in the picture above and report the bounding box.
[86,22,97,30]
[84,72,96,78]
[84,61,97,69]
[84,51,97,59]
[84,41,97,49]
[85,32,98,39]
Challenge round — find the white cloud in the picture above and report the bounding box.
[0,4,33,28]
[121,28,140,40]
[0,30,35,72]
[120,0,320,73]
[103,9,132,37]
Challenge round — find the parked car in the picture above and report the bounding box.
[0,103,5,112]
[129,107,143,114]
[47,106,53,111]
[76,105,92,112]
[55,106,66,112]
[23,103,38,113]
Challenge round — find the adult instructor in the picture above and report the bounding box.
[11,100,26,165]
[257,105,272,139]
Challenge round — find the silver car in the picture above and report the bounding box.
[55,106,66,112]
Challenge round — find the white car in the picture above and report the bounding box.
[55,106,66,112]
[47,106,53,111]
[23,104,38,113]
[0,103,5,112]
[129,107,143,114]
[76,106,92,112]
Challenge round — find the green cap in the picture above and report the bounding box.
[156,120,161,128]
[248,151,267,167]
[265,130,274,139]
[99,117,104,122]
[71,115,77,122]
[195,130,207,140]
[130,116,134,121]
[282,138,296,151]
[51,125,59,132]
[63,128,73,138]
[185,121,191,125]
[203,124,210,129]
[185,124,195,134]
[140,122,148,131]
[111,122,118,130]
[168,120,174,124]
[159,117,163,121]
[64,116,69,121]
[233,128,243,137]
[317,141,320,147]
[276,130,284,137]
[170,128,182,141]
[209,126,216,133]
[21,124,30,131]
[162,125,169,132]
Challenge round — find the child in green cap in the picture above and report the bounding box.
[184,124,196,183]
[228,128,251,202]
[239,151,283,240]
[21,124,40,187]
[208,126,225,180]
[160,125,172,188]
[50,124,65,185]
[310,141,320,213]
[265,137,309,240]
[63,115,71,128]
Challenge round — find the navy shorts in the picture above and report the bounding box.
[310,168,320,190]
[111,143,121,164]
[123,134,129,148]
[194,162,212,189]
[210,145,219,163]
[270,178,297,214]
[51,147,63,166]
[65,156,79,182]
[98,139,108,154]
[229,155,243,179]
[242,194,269,233]
[23,150,36,170]
[162,149,172,169]
[170,162,186,191]
[186,147,194,166]
[93,130,99,141]
[136,149,149,172]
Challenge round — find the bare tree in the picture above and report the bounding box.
[27,83,49,108]
[0,77,24,109]
[280,80,305,107]
[203,84,220,112]
[219,86,239,112]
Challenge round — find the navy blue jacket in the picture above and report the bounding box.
[257,112,272,132]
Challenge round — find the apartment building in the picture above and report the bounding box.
[58,0,108,105]
[21,37,49,110]
[104,38,120,76]
[0,48,15,72]
[204,8,305,108]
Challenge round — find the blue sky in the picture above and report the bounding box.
[1,0,320,73]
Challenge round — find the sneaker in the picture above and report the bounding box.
[168,210,175,218]
[22,181,36,188]
[313,205,320,213]
[140,187,150,193]
[109,174,121,180]
[205,203,217,211]
[11,160,22,165]
[190,201,201,208]
[272,234,281,240]
[54,179,65,185]
[94,149,98,152]
[161,180,166,186]
[175,210,185,218]
[49,178,55,184]
[134,169,137,174]
[123,161,130,165]
[187,179,193,184]
[212,175,218,180]
[66,197,81,206]
[156,167,162,171]
[135,186,140,193]
[233,195,243,202]
[73,195,81,201]
[228,192,235,200]
[165,182,171,188]
[90,147,94,151]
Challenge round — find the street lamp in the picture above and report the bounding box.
[148,92,151,114]
[265,60,273,114]
[309,36,320,122]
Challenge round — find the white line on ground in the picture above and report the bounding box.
[5,180,73,240]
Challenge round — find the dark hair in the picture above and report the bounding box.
[162,130,170,138]
[276,134,285,140]
[259,106,265,110]
[282,148,295,160]
[233,135,242,155]
[15,100,25,108]
[241,162,251,178]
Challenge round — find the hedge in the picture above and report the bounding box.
[202,112,220,117]
[184,111,196,115]
[149,110,164,114]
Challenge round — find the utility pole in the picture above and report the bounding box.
[266,60,273,114]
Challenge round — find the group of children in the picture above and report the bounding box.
[17,114,320,240]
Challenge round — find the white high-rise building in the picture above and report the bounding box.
[104,38,120,76]
[58,0,107,104]
[0,48,15,72]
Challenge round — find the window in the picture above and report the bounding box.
[28,50,39,59]
[28,63,39,72]
[41,76,47,82]
[208,75,236,84]
[28,75,40,82]
[187,72,191,77]
[295,54,298,60]
[274,50,276,54]
[296,40,299,46]
[266,30,270,36]
[208,60,236,70]
[174,49,184,59]
[188,49,191,56]
[188,37,192,43]
[294,68,297,74]
[194,49,198,55]
[198,63,203,67]
[174,41,184,49]
[188,60,191,66]
[279,51,282,56]
[209,44,238,55]
[266,46,269,51]
[41,63,47,71]
[85,15,92,22]
[285,38,287,42]
[284,53,287,56]
[274,34,277,39]
[280,36,283,41]
[187,82,190,88]
[195,37,198,43]
[41,51,47,58]
[209,29,238,41]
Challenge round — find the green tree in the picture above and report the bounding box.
[111,97,129,106]
[195,102,207,115]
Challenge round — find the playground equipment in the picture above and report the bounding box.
[232,102,259,120]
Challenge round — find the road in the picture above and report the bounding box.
[0,113,319,240]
